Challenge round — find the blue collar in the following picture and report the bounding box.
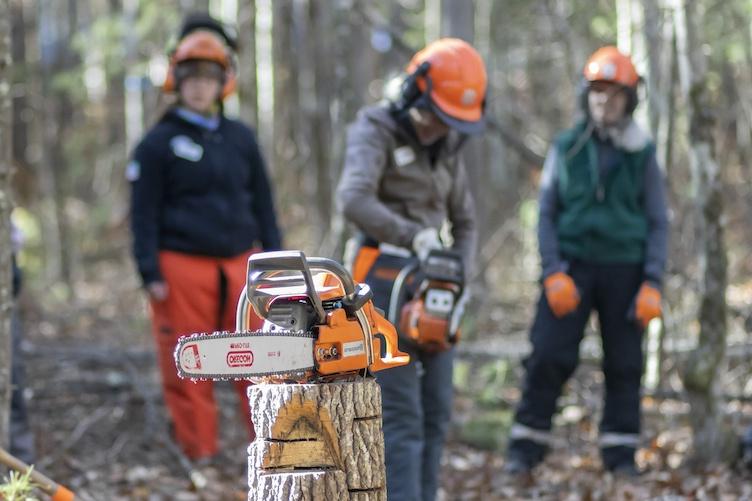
[175,107,221,131]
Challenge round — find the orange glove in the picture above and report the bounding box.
[635,282,661,328]
[543,272,580,317]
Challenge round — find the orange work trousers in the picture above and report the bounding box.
[149,249,263,459]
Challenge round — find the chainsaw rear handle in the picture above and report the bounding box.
[369,303,411,372]
[0,447,75,501]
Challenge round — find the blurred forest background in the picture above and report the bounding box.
[1,0,752,499]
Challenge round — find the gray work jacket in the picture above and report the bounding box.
[336,104,478,274]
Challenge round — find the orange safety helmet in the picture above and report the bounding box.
[404,38,487,135]
[583,46,639,88]
[582,46,641,115]
[162,30,237,99]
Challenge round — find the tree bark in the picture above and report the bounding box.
[0,0,13,451]
[237,0,258,127]
[641,0,664,138]
[271,0,299,205]
[305,0,334,247]
[675,0,735,467]
[180,0,209,12]
[8,0,34,208]
[319,0,374,259]
[440,0,487,241]
[247,380,386,500]
[10,0,28,173]
[37,0,78,290]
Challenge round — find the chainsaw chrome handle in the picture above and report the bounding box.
[306,257,356,296]
[247,251,326,322]
[246,251,362,325]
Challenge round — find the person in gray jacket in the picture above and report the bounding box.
[336,38,487,501]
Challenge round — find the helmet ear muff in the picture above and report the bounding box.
[221,52,237,98]
[395,61,432,112]
[624,75,643,114]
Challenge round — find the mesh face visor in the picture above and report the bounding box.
[175,60,226,84]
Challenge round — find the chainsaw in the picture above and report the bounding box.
[392,249,467,352]
[174,250,410,382]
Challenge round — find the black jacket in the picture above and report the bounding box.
[129,109,282,285]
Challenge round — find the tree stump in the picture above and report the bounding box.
[247,378,386,501]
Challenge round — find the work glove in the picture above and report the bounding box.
[543,271,580,317]
[412,227,442,262]
[634,282,661,329]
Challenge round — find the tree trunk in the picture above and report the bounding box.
[10,0,28,173]
[95,0,126,202]
[38,0,78,290]
[641,0,664,138]
[247,380,386,500]
[180,0,209,11]
[319,0,373,260]
[271,0,299,213]
[9,0,35,208]
[675,0,735,467]
[0,0,13,451]
[305,0,334,248]
[440,0,486,238]
[237,0,258,127]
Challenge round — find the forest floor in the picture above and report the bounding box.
[8,258,752,501]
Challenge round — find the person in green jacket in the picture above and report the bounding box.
[504,46,669,477]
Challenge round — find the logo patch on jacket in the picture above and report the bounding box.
[170,135,204,162]
[393,145,416,167]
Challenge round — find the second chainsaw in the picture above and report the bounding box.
[390,249,468,353]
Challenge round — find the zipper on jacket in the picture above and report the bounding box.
[587,140,605,203]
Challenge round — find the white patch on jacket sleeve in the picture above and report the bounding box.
[125,161,141,181]
[170,135,204,162]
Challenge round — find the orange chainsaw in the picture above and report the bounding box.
[393,249,467,352]
[174,251,410,381]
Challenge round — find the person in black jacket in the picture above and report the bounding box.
[128,23,281,460]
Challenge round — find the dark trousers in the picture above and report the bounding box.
[365,252,453,501]
[507,261,644,469]
[11,310,35,464]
